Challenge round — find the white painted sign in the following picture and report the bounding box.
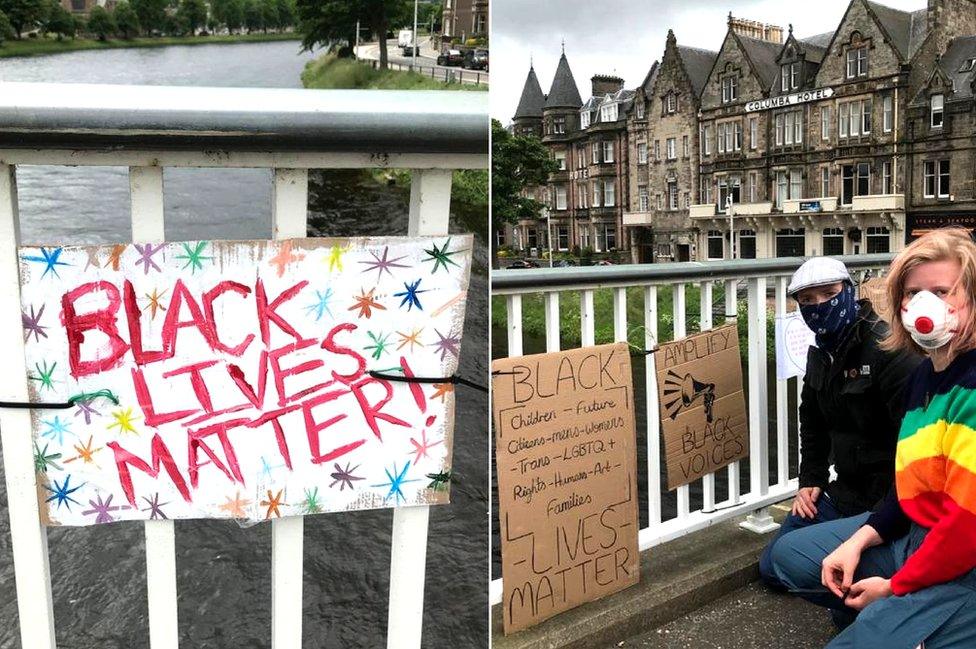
[775,311,816,380]
[19,236,472,526]
[745,87,834,112]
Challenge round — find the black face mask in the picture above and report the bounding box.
[799,283,859,352]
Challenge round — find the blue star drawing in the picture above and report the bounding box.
[133,243,165,275]
[141,493,169,520]
[358,246,409,281]
[45,475,84,511]
[41,415,73,445]
[74,399,100,426]
[22,247,69,279]
[82,493,125,524]
[22,304,48,343]
[259,456,286,482]
[430,329,461,362]
[394,279,428,311]
[304,287,335,322]
[371,461,422,505]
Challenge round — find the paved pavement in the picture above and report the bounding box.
[617,582,838,649]
[355,39,490,84]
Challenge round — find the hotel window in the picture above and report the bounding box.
[638,142,648,164]
[703,126,712,155]
[636,101,645,120]
[790,170,803,201]
[776,171,788,208]
[592,142,600,164]
[604,180,615,207]
[776,228,806,257]
[926,160,951,198]
[861,100,872,134]
[842,164,854,205]
[883,95,893,132]
[781,62,799,91]
[734,122,743,151]
[722,75,738,103]
[555,186,567,211]
[739,229,757,259]
[866,226,890,253]
[553,117,566,134]
[655,140,661,160]
[683,135,689,157]
[604,226,617,251]
[592,181,601,207]
[749,171,757,202]
[557,226,569,251]
[857,162,871,196]
[581,110,591,129]
[775,114,784,145]
[823,228,845,256]
[555,151,566,171]
[668,181,678,210]
[822,106,831,140]
[846,45,868,79]
[839,103,849,137]
[603,141,614,163]
[707,230,724,259]
[639,185,649,211]
[718,176,741,208]
[750,117,758,149]
[601,103,618,122]
[931,94,944,128]
[717,123,726,154]
[577,181,588,208]
[883,160,892,194]
[667,138,676,160]
[821,167,830,197]
[579,227,590,250]
[726,123,735,152]
[666,93,677,113]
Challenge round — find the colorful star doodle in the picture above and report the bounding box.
[141,493,169,520]
[22,247,69,279]
[302,487,322,514]
[22,304,47,343]
[33,441,62,473]
[261,489,285,519]
[364,331,392,360]
[143,287,168,320]
[133,243,165,274]
[45,475,84,511]
[305,287,334,322]
[408,430,443,465]
[348,287,385,319]
[431,329,461,362]
[107,407,140,435]
[30,360,57,391]
[73,399,100,426]
[422,238,463,274]
[372,462,421,505]
[107,244,126,270]
[175,241,212,273]
[431,383,454,402]
[83,248,102,271]
[329,463,364,491]
[358,246,409,281]
[396,328,424,352]
[326,243,347,272]
[219,490,251,518]
[83,493,123,524]
[41,416,73,445]
[64,435,103,468]
[259,456,286,481]
[269,241,306,277]
[394,279,428,311]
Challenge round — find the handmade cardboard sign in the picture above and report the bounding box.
[656,324,748,489]
[18,236,472,526]
[492,343,639,634]
[859,277,891,322]
[775,311,816,380]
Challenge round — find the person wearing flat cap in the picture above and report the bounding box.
[758,257,921,590]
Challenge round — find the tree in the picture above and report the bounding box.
[0,0,45,38]
[242,0,261,32]
[491,119,559,268]
[296,0,409,69]
[86,5,115,40]
[113,0,140,38]
[258,0,275,32]
[223,0,242,32]
[43,1,74,39]
[176,0,206,34]
[273,0,292,29]
[130,0,166,35]
[0,10,13,43]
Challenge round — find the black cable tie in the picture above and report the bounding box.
[491,370,522,377]
[0,389,120,411]
[368,370,488,393]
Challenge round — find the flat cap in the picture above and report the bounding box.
[787,257,852,296]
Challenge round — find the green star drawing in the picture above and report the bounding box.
[426,471,452,491]
[33,441,62,473]
[302,487,322,514]
[364,331,392,360]
[30,361,57,391]
[422,238,463,274]
[175,241,212,273]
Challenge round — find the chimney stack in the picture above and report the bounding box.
[591,74,625,97]
[729,16,784,44]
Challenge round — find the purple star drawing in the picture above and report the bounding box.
[133,243,165,274]
[22,304,48,343]
[358,246,409,281]
[330,462,365,491]
[430,329,461,362]
[83,493,124,524]
[73,399,100,426]
[141,492,169,520]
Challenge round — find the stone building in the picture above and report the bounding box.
[442,0,488,41]
[623,31,717,263]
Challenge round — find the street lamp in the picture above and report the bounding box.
[726,195,736,260]
[412,0,419,65]
[545,206,554,268]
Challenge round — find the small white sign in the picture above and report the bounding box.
[745,87,835,113]
[775,311,816,380]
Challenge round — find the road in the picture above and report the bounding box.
[355,38,490,85]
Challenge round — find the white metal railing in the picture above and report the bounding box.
[0,82,487,649]
[489,254,893,605]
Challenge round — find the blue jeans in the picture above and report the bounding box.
[758,491,847,588]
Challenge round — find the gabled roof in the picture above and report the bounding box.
[513,66,545,120]
[864,1,928,60]
[639,60,660,96]
[545,52,583,109]
[677,45,719,97]
[799,31,832,63]
[737,34,784,87]
[933,35,976,100]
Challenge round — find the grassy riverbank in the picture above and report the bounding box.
[0,32,299,59]
[301,53,486,91]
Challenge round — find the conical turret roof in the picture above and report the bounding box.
[514,65,545,119]
[545,52,582,109]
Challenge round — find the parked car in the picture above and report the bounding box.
[398,29,419,56]
[553,259,577,267]
[462,49,489,70]
[507,259,540,269]
[437,49,464,67]
[593,260,615,266]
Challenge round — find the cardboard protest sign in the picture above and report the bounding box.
[492,343,639,634]
[859,278,891,322]
[656,324,748,490]
[18,236,472,525]
[775,311,816,380]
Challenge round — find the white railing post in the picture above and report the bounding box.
[672,284,690,518]
[580,289,595,346]
[644,286,662,526]
[388,169,452,649]
[130,165,180,649]
[0,163,57,649]
[724,280,741,505]
[544,292,560,352]
[699,282,717,512]
[775,276,790,488]
[270,168,309,649]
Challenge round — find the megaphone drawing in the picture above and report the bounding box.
[662,370,717,422]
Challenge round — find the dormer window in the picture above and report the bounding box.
[721,75,738,103]
[666,92,677,113]
[960,58,976,73]
[846,44,869,79]
[931,94,944,128]
[636,101,645,120]
[600,103,618,122]
[580,110,590,129]
[781,62,800,91]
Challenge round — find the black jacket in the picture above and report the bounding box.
[798,300,922,516]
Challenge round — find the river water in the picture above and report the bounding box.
[0,41,488,648]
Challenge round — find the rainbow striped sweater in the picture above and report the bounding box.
[878,349,976,595]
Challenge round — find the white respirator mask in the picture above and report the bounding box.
[901,290,959,350]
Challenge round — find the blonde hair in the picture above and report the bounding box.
[881,227,976,357]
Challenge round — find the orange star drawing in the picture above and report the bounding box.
[261,489,285,519]
[219,490,252,518]
[143,287,168,320]
[64,435,103,467]
[108,244,126,270]
[268,241,305,278]
[396,328,424,351]
[348,287,386,319]
[431,383,454,402]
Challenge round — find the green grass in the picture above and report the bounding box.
[301,53,487,91]
[0,32,299,59]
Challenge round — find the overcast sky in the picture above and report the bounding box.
[491,0,925,121]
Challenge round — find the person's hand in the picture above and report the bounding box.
[821,539,862,598]
[791,486,822,519]
[845,577,892,610]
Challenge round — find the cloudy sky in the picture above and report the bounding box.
[491,0,925,121]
